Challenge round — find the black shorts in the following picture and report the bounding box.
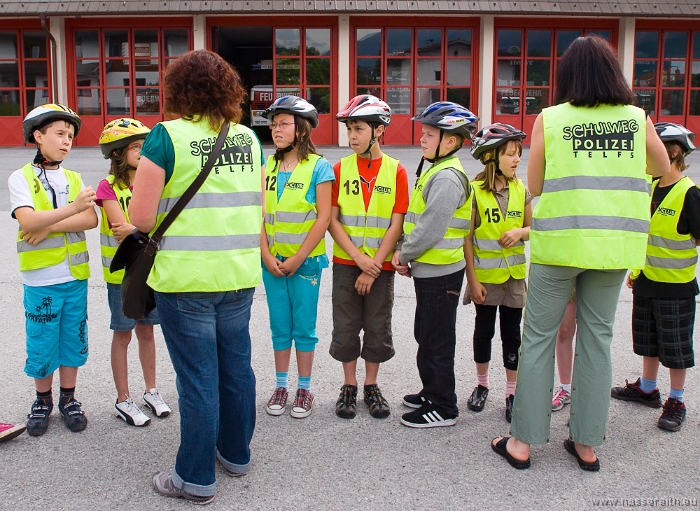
[632,295,696,369]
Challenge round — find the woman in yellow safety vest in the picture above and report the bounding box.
[260,96,334,420]
[490,35,670,472]
[463,123,530,424]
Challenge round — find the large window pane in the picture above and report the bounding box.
[690,90,700,115]
[497,59,521,86]
[415,87,440,113]
[635,32,658,59]
[447,30,471,56]
[692,61,700,87]
[446,88,469,109]
[0,89,20,116]
[417,29,442,56]
[635,89,655,116]
[557,30,580,57]
[661,89,684,115]
[135,87,159,115]
[357,29,381,56]
[26,89,49,110]
[634,60,657,87]
[417,58,441,85]
[0,62,20,87]
[0,33,18,59]
[527,30,551,57]
[77,89,100,115]
[23,32,47,59]
[306,87,330,113]
[306,58,330,85]
[527,60,549,86]
[24,60,48,87]
[275,29,300,56]
[76,60,100,87]
[306,29,330,56]
[105,30,128,58]
[387,29,411,56]
[276,58,300,85]
[164,30,188,57]
[525,88,549,115]
[447,58,469,86]
[356,87,381,97]
[386,88,411,114]
[695,32,700,59]
[387,58,411,85]
[664,32,687,59]
[105,60,129,86]
[106,88,130,115]
[496,88,520,115]
[135,69,159,87]
[662,60,685,87]
[134,30,158,68]
[357,58,380,85]
[587,30,611,42]
[498,30,521,57]
[75,30,99,58]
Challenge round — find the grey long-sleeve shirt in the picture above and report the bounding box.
[398,166,470,278]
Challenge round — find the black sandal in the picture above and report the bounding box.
[491,436,531,470]
[564,439,600,471]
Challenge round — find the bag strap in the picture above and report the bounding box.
[144,121,230,255]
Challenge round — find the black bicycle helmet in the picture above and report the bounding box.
[263,95,319,128]
[654,122,696,156]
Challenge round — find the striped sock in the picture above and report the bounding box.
[640,377,657,394]
[477,373,490,389]
[669,388,684,403]
[276,372,289,389]
[298,376,311,392]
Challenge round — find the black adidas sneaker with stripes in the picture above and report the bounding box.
[400,401,457,428]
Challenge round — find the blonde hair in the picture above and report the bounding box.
[473,140,523,192]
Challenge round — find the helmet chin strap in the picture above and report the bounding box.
[33,148,62,168]
[415,131,459,177]
[360,125,376,169]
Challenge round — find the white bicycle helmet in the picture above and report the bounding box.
[23,103,82,143]
[263,95,318,128]
[654,122,696,156]
[336,95,391,126]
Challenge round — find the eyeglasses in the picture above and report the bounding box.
[269,121,295,130]
[128,143,143,152]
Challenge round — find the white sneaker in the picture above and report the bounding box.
[143,388,171,418]
[115,397,151,427]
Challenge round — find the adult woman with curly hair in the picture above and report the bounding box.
[129,50,265,505]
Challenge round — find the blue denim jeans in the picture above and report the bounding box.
[155,288,256,497]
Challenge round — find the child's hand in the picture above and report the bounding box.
[499,228,522,248]
[355,253,382,278]
[278,254,303,278]
[20,227,51,246]
[355,272,376,295]
[469,281,487,304]
[73,186,97,213]
[391,250,411,278]
[112,222,136,243]
[262,252,285,277]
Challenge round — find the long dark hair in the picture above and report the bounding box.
[294,116,321,163]
[554,35,635,108]
[108,146,131,190]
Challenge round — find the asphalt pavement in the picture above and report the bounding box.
[0,145,698,511]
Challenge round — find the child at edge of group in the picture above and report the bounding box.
[96,118,171,427]
[463,123,531,423]
[261,96,334,419]
[8,104,98,437]
[392,101,479,428]
[612,122,700,432]
[329,95,410,419]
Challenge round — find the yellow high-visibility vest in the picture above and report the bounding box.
[99,175,132,284]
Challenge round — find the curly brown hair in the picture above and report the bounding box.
[108,145,132,190]
[164,50,247,131]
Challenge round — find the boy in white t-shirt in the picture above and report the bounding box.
[8,104,98,436]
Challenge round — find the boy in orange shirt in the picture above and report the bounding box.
[329,95,409,419]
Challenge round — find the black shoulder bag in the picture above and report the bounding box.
[110,121,230,320]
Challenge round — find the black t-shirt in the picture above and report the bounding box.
[634,177,700,298]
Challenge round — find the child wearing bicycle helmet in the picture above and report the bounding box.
[96,118,171,427]
[329,95,410,420]
[8,104,98,436]
[463,123,530,423]
[393,101,478,428]
[612,122,699,432]
[261,96,334,419]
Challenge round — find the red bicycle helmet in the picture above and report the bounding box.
[470,123,527,163]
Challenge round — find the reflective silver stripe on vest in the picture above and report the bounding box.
[338,214,391,229]
[646,255,697,269]
[272,233,308,245]
[158,192,261,215]
[102,255,112,268]
[543,176,650,194]
[264,213,274,225]
[66,232,86,243]
[348,235,365,247]
[474,253,526,269]
[433,237,467,250]
[159,234,261,251]
[17,236,65,252]
[648,234,696,251]
[406,211,469,231]
[267,234,275,248]
[70,251,89,265]
[276,210,317,224]
[100,233,119,248]
[532,216,649,234]
[364,237,384,249]
[405,211,419,224]
[473,238,524,251]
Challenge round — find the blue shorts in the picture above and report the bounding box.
[107,283,160,331]
[24,280,89,379]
